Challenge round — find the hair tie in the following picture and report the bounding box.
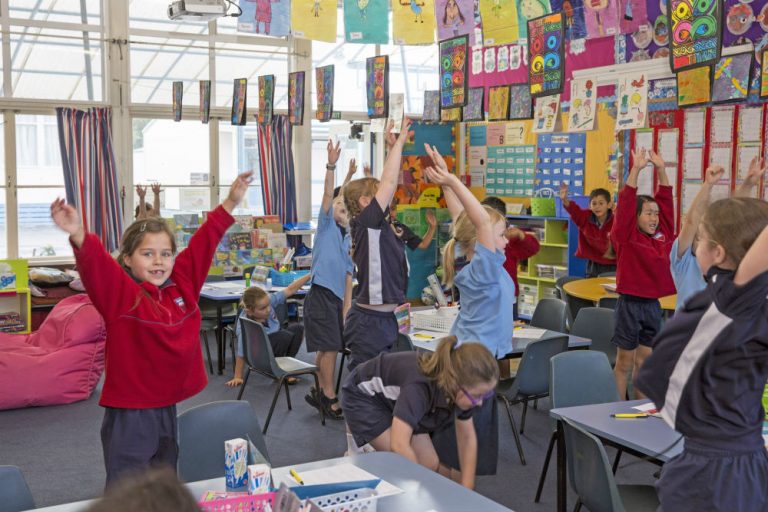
[140,222,147,232]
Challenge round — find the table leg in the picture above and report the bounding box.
[557,420,566,512]
[217,305,224,375]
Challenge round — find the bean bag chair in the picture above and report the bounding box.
[0,294,106,410]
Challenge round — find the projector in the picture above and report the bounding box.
[168,0,230,21]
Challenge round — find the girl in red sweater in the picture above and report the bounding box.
[610,149,675,399]
[50,172,252,487]
[560,184,616,277]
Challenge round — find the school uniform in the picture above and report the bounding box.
[72,205,234,486]
[341,351,474,448]
[610,185,675,349]
[303,204,353,353]
[635,268,768,512]
[669,238,705,311]
[392,220,423,250]
[503,232,540,318]
[564,202,616,277]
[235,291,303,358]
[344,199,407,370]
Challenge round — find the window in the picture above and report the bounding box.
[0,119,6,258]
[9,0,101,24]
[219,125,264,215]
[380,41,439,114]
[215,42,289,110]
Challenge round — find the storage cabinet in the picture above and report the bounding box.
[0,259,31,334]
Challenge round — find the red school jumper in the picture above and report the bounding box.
[503,233,541,296]
[610,185,675,299]
[73,206,234,408]
[564,202,616,265]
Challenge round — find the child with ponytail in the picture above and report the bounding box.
[341,336,498,489]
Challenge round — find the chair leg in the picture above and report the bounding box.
[284,379,292,410]
[500,397,526,465]
[310,372,325,426]
[335,351,346,395]
[520,399,529,434]
[237,369,251,400]
[612,449,623,474]
[534,432,557,503]
[533,399,538,410]
[573,499,582,512]
[229,330,236,370]
[263,379,283,434]
[201,331,214,375]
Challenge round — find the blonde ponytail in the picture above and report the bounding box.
[441,206,505,287]
[442,238,458,287]
[419,336,499,399]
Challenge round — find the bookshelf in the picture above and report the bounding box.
[0,259,32,334]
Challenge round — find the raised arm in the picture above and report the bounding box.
[342,155,357,187]
[322,139,342,214]
[626,147,649,189]
[735,224,768,286]
[374,118,412,212]
[151,183,162,215]
[735,156,767,198]
[135,185,148,220]
[650,150,669,188]
[676,165,722,258]
[650,151,674,236]
[558,183,571,208]
[612,148,649,244]
[424,144,462,222]
[417,210,437,250]
[284,272,312,298]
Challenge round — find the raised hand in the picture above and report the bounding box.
[50,198,82,236]
[423,165,456,187]
[631,148,649,171]
[347,158,357,177]
[384,119,397,150]
[648,150,665,169]
[135,184,147,198]
[363,163,372,177]
[424,143,449,173]
[745,156,767,186]
[150,183,162,195]
[225,171,254,210]
[425,209,437,227]
[704,165,725,185]
[395,117,413,146]
[327,138,341,166]
[559,183,569,202]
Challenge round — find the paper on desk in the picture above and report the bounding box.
[203,282,246,292]
[632,402,659,415]
[514,328,547,339]
[601,283,617,292]
[272,463,403,497]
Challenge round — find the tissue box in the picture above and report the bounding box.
[247,464,271,495]
[0,272,16,290]
[225,438,248,488]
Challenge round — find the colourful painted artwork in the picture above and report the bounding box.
[199,80,211,124]
[567,78,596,132]
[669,0,721,72]
[623,0,668,63]
[517,0,551,40]
[422,90,441,122]
[528,12,565,97]
[436,0,474,41]
[463,87,484,121]
[618,0,649,34]
[722,0,768,47]
[441,107,463,122]
[712,51,752,104]
[488,85,510,121]
[615,74,648,131]
[439,35,469,109]
[172,81,183,122]
[479,0,521,46]
[343,0,389,43]
[584,0,620,38]
[258,75,275,125]
[291,0,337,42]
[288,71,305,125]
[366,55,389,118]
[315,65,334,122]
[532,94,560,133]
[509,83,533,120]
[232,78,247,126]
[238,0,291,37]
[393,0,437,44]
[677,65,712,107]
[761,49,768,99]
[550,0,586,40]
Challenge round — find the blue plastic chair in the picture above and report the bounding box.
[533,350,621,503]
[570,307,617,367]
[530,298,569,333]
[0,466,35,512]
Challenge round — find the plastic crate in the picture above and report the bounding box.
[531,198,556,217]
[552,265,568,280]
[269,269,310,287]
[411,307,459,332]
[535,264,554,279]
[198,491,276,511]
[309,488,378,512]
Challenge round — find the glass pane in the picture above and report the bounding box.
[17,187,73,258]
[9,0,101,24]
[129,0,209,34]
[215,42,289,109]
[9,28,103,101]
[311,9,375,112]
[16,115,64,186]
[218,187,264,216]
[142,186,211,217]
[219,124,264,215]
[0,119,5,258]
[130,36,210,104]
[380,40,439,115]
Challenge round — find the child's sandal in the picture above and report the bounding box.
[321,394,344,420]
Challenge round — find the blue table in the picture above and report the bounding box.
[409,329,591,358]
[549,400,683,512]
[29,452,513,512]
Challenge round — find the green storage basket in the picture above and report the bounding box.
[531,197,556,217]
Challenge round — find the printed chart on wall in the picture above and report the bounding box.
[535,133,586,197]
[657,128,680,220]
[633,129,655,196]
[669,0,721,72]
[439,35,469,109]
[528,12,565,97]
[709,106,736,202]
[486,145,536,197]
[736,105,764,197]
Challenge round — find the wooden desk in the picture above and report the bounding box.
[562,277,676,311]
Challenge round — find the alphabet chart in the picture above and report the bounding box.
[534,133,586,197]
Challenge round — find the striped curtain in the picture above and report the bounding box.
[56,107,123,252]
[257,115,297,224]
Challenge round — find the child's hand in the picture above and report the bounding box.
[424,144,449,173]
[347,157,357,177]
[135,184,147,197]
[50,198,82,235]
[559,183,568,202]
[224,171,254,210]
[425,210,437,227]
[151,183,162,195]
[704,165,725,185]
[630,148,649,171]
[327,138,341,167]
[363,163,372,177]
[745,156,767,186]
[225,377,244,388]
[384,119,397,150]
[424,165,456,187]
[648,150,665,169]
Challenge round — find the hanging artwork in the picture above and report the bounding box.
[199,80,211,124]
[172,81,183,122]
[470,0,484,47]
[436,0,475,41]
[583,0,620,38]
[423,90,441,122]
[509,83,533,120]
[441,107,463,122]
[478,0,521,46]
[677,66,712,108]
[761,48,768,99]
[567,78,596,132]
[617,0,648,35]
[488,85,511,121]
[238,0,291,37]
[463,87,485,121]
[517,0,551,40]
[615,74,648,131]
[366,56,389,118]
[393,0,437,44]
[439,35,469,109]
[344,0,389,43]
[291,0,337,42]
[532,94,560,133]
[669,0,721,72]
[258,75,275,125]
[315,65,334,122]
[288,71,305,125]
[712,51,752,104]
[231,78,247,126]
[550,0,587,40]
[527,12,565,97]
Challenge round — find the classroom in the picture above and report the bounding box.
[1,1,768,511]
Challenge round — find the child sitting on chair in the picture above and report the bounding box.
[226,273,311,388]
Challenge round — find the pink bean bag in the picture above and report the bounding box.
[0,294,106,410]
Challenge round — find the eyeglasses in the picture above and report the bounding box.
[460,387,496,407]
